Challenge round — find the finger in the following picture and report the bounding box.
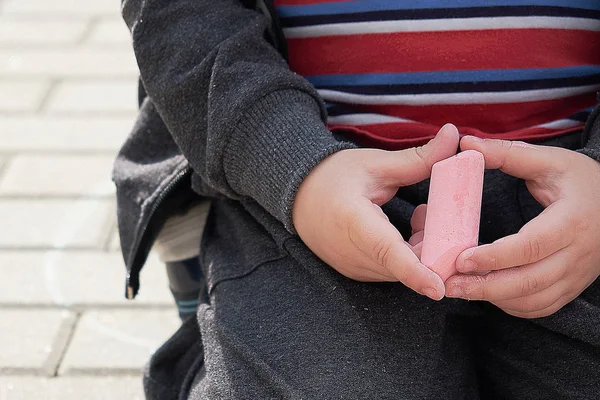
[348,199,445,300]
[408,230,424,246]
[456,204,573,273]
[376,124,459,187]
[411,241,423,259]
[459,135,567,181]
[410,204,427,234]
[499,296,568,319]
[492,281,569,318]
[446,250,570,302]
[349,265,398,282]
[498,276,588,318]
[372,203,390,222]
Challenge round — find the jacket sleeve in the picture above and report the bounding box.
[121,0,354,232]
[580,101,600,162]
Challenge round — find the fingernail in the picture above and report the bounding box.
[434,123,455,139]
[423,287,441,301]
[457,249,475,272]
[460,259,477,273]
[470,136,484,142]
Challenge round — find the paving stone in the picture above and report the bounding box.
[0,251,175,306]
[0,155,115,196]
[0,199,113,248]
[87,19,131,45]
[47,81,138,113]
[0,81,49,112]
[0,376,143,400]
[0,309,73,370]
[0,116,133,152]
[2,0,120,17]
[109,229,121,251]
[0,20,86,45]
[60,309,180,373]
[0,49,138,78]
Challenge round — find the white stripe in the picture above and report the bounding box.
[284,17,600,38]
[532,119,582,129]
[318,84,600,105]
[327,113,583,132]
[327,113,416,125]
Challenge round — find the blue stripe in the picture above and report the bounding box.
[176,299,199,306]
[177,306,198,313]
[306,66,600,87]
[277,0,600,17]
[568,107,594,121]
[326,102,594,118]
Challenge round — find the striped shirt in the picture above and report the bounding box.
[274,0,600,150]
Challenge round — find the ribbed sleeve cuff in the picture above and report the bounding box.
[224,90,356,233]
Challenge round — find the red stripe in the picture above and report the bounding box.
[329,123,583,151]
[288,29,600,75]
[349,92,596,133]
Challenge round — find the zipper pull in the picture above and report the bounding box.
[125,272,138,299]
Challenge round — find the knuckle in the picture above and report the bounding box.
[372,238,393,269]
[467,275,489,299]
[519,275,540,297]
[496,140,513,169]
[488,254,499,271]
[413,145,431,171]
[523,238,542,263]
[500,139,514,150]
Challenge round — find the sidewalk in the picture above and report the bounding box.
[0,0,180,398]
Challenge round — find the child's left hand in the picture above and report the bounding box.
[444,136,600,318]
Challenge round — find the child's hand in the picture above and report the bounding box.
[408,203,427,259]
[292,124,459,301]
[446,136,600,318]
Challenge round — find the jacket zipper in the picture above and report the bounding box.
[126,166,192,299]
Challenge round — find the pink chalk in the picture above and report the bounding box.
[421,150,484,282]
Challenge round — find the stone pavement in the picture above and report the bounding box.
[0,0,181,398]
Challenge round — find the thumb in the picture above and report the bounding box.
[378,123,459,187]
[349,199,445,300]
[460,136,564,180]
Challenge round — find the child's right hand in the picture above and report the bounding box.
[292,124,459,301]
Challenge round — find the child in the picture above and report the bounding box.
[114,0,600,398]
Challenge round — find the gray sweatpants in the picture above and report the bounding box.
[143,132,600,400]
